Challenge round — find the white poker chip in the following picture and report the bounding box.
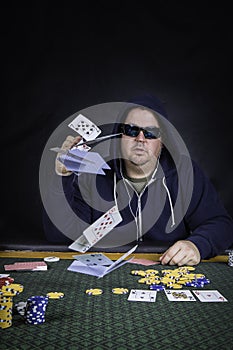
[15,301,27,316]
[43,256,60,262]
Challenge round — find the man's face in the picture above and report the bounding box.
[121,108,162,175]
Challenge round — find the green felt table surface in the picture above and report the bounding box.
[0,257,233,350]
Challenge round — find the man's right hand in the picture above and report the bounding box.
[55,135,82,176]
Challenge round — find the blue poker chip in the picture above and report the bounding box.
[149,285,165,291]
[25,296,49,325]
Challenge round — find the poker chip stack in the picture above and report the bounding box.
[228,250,233,267]
[25,296,49,325]
[0,281,21,329]
[0,295,13,329]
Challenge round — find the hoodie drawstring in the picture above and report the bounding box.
[162,176,175,227]
[114,171,176,239]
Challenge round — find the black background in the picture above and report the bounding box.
[2,3,233,242]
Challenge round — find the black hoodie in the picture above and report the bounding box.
[44,95,233,259]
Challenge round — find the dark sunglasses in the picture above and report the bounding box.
[121,124,161,139]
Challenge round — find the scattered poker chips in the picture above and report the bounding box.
[112,288,129,295]
[85,288,103,296]
[46,292,64,299]
[131,266,211,290]
[228,250,233,267]
[25,296,49,325]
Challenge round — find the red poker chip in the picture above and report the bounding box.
[0,277,14,288]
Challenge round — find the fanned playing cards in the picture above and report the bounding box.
[57,148,111,175]
[50,114,111,175]
[67,245,138,278]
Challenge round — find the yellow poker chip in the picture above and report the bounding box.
[0,289,18,297]
[145,269,159,275]
[177,280,188,285]
[137,278,148,284]
[130,270,138,275]
[46,292,64,299]
[112,288,129,295]
[1,284,24,294]
[161,269,174,275]
[184,266,196,271]
[85,288,103,296]
[171,284,183,289]
[130,270,146,277]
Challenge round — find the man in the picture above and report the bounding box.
[45,96,233,266]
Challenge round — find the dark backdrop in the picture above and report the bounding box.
[2,3,233,243]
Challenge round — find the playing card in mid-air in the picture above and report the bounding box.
[57,148,111,175]
[69,206,123,253]
[68,114,101,141]
[83,205,123,246]
[68,235,91,253]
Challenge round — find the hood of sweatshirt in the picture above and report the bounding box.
[108,93,189,179]
[106,94,194,232]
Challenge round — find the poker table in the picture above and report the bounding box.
[0,250,232,350]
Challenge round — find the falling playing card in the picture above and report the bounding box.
[68,114,101,141]
[83,205,123,245]
[193,290,228,302]
[127,289,157,302]
[69,205,123,253]
[69,235,91,253]
[165,290,196,302]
